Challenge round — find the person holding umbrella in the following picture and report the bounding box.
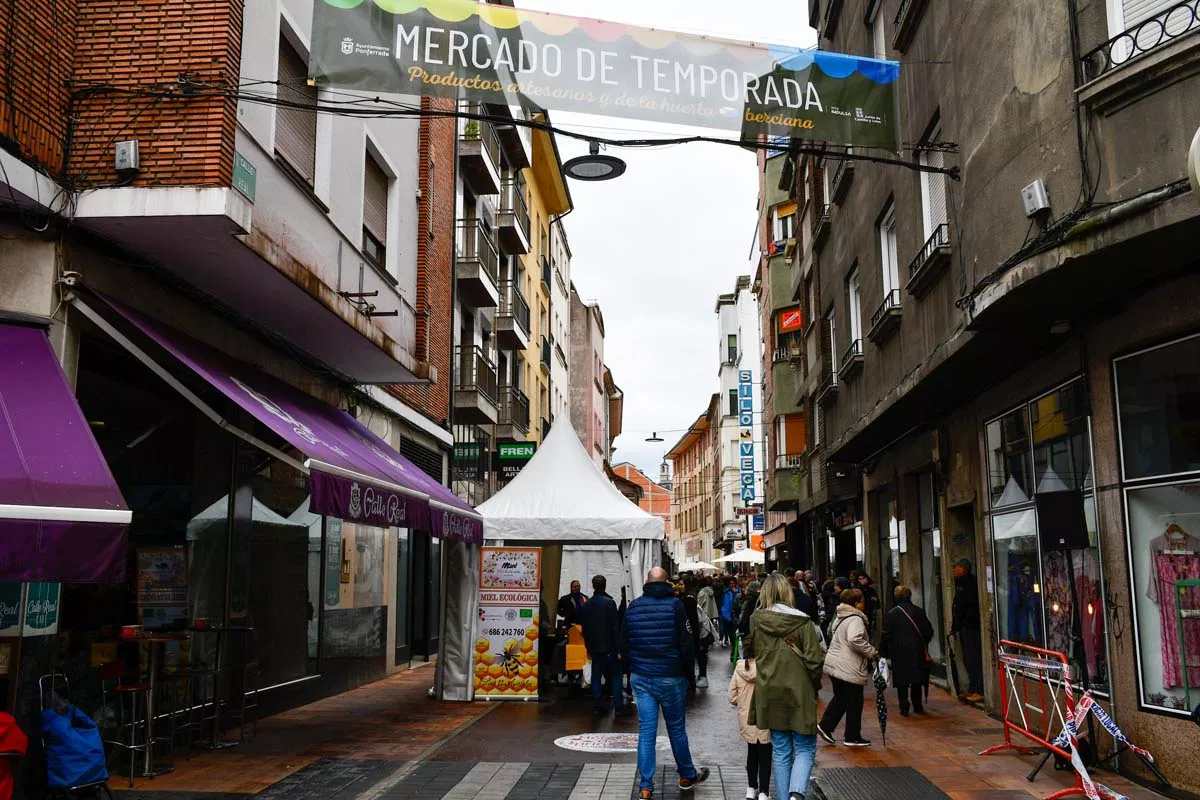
[816,588,878,748]
[880,585,934,716]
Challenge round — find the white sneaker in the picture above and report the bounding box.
[696,677,710,688]
[745,789,757,800]
[759,794,770,800]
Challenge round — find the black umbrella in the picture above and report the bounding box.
[873,660,889,746]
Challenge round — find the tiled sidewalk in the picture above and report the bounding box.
[810,681,1167,800]
[112,663,493,797]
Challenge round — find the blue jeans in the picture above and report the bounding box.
[770,730,816,800]
[631,674,697,791]
[591,652,626,712]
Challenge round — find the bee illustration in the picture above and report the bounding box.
[498,638,523,675]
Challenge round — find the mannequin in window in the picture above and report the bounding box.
[1148,523,1200,689]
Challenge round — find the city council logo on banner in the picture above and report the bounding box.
[308,0,901,150]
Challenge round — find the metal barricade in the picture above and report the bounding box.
[980,640,1161,800]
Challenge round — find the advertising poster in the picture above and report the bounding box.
[475,547,541,700]
[136,548,188,629]
[0,584,23,637]
[23,582,59,636]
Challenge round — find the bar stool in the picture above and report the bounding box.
[229,630,261,743]
[98,662,151,788]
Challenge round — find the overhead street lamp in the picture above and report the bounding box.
[563,141,627,182]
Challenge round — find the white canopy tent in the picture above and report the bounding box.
[440,424,664,700]
[714,549,765,565]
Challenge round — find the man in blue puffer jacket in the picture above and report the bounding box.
[621,567,710,800]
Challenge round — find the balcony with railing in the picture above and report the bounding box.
[455,219,500,308]
[497,176,532,254]
[458,104,501,195]
[776,452,807,471]
[540,336,552,373]
[816,370,839,406]
[868,288,903,344]
[892,0,930,52]
[773,343,802,364]
[831,155,855,204]
[542,417,553,441]
[839,338,864,380]
[493,107,533,169]
[497,384,531,437]
[1081,1,1200,80]
[453,346,499,424]
[496,280,531,350]
[812,203,832,250]
[906,223,952,298]
[541,254,552,290]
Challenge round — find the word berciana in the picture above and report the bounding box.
[394,24,828,112]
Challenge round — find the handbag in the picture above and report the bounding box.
[897,606,933,665]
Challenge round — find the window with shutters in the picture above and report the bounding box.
[362,152,389,269]
[275,36,318,186]
[919,125,949,240]
[1108,0,1199,58]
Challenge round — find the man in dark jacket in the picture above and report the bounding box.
[621,567,709,799]
[737,580,760,638]
[579,575,629,715]
[951,558,985,702]
[880,585,935,715]
[792,569,818,620]
[680,577,709,689]
[558,580,588,628]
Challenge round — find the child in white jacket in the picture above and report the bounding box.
[729,637,772,800]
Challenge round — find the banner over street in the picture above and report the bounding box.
[310,0,901,150]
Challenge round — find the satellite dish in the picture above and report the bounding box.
[1190,124,1200,195]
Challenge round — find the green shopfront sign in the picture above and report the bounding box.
[496,441,536,484]
[309,0,901,150]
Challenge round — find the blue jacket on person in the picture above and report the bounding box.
[720,588,737,621]
[620,581,694,678]
[578,590,620,655]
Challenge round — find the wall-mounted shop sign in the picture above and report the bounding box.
[454,442,485,481]
[738,370,756,503]
[778,307,803,333]
[310,0,901,149]
[495,441,537,484]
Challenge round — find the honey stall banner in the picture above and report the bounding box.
[475,546,542,700]
[309,0,901,150]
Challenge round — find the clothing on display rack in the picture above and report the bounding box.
[1154,552,1200,689]
[1043,550,1104,680]
[1146,523,1197,604]
[1007,551,1042,643]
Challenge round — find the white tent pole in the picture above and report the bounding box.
[618,540,636,608]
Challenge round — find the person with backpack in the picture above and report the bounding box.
[682,577,713,688]
[720,578,741,647]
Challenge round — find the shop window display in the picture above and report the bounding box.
[985,378,1109,693]
[1116,331,1200,712]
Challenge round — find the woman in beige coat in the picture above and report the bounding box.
[728,637,772,800]
[816,588,878,747]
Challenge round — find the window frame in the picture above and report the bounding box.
[878,202,900,296]
[847,267,863,342]
[919,124,949,240]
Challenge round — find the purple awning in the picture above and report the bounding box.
[79,293,481,544]
[0,324,130,582]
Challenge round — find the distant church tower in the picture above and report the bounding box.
[658,460,673,492]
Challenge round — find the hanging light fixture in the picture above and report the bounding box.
[645,432,664,442]
[564,141,627,182]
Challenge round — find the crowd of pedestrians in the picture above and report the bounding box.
[568,562,985,800]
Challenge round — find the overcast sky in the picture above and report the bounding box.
[516,0,815,479]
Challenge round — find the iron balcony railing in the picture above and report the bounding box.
[776,452,806,470]
[907,223,951,281]
[1081,0,1199,79]
[458,103,501,168]
[499,385,530,432]
[542,417,552,441]
[456,219,500,283]
[498,280,531,335]
[455,346,499,404]
[540,336,552,371]
[499,176,530,240]
[773,345,801,363]
[892,0,929,51]
[812,203,831,246]
[871,288,902,330]
[832,155,855,203]
[842,338,864,366]
[817,370,839,403]
[541,254,552,289]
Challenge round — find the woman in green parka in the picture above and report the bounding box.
[749,572,825,800]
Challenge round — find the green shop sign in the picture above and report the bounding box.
[495,441,536,484]
[309,0,901,150]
